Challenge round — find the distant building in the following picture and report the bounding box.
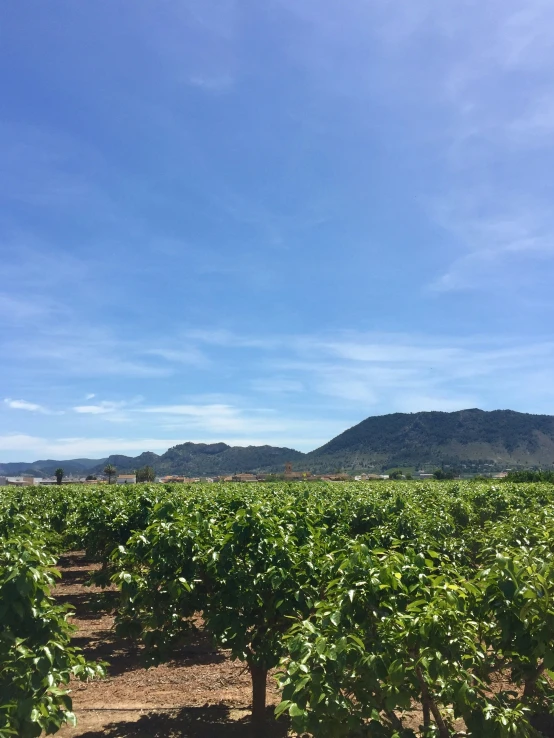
[117,474,136,484]
[232,473,257,482]
[283,461,312,480]
[5,476,42,486]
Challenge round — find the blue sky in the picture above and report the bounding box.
[2,0,554,461]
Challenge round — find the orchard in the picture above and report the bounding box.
[1,480,554,736]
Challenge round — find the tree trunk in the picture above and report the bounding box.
[422,699,431,731]
[415,665,450,738]
[249,663,268,738]
[524,660,546,698]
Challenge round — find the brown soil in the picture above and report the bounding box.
[54,552,286,738]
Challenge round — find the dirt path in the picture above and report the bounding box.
[54,553,286,738]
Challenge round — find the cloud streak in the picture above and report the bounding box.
[4,398,50,414]
[4,327,554,459]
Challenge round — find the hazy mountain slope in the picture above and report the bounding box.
[153,443,304,475]
[0,458,108,476]
[87,444,303,476]
[306,409,554,471]
[89,452,161,475]
[4,409,554,476]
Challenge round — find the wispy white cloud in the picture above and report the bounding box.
[73,400,127,415]
[277,0,554,291]
[5,327,554,460]
[429,196,554,291]
[234,330,554,412]
[2,328,174,380]
[4,398,49,414]
[393,394,480,414]
[0,431,330,461]
[507,95,554,147]
[144,347,209,367]
[429,1,554,288]
[0,434,186,458]
[188,74,235,92]
[135,403,286,436]
[185,328,281,350]
[250,378,304,393]
[0,294,52,323]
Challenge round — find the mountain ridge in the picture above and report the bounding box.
[3,409,554,476]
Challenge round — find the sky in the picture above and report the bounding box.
[2,0,554,461]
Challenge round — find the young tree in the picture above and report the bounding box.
[1,536,105,735]
[112,496,328,738]
[55,468,64,485]
[388,469,403,480]
[104,464,117,484]
[433,468,457,480]
[136,466,155,483]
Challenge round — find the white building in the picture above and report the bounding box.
[117,474,137,484]
[4,476,43,486]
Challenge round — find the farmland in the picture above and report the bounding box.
[2,481,554,737]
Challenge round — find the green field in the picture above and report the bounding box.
[2,480,554,737]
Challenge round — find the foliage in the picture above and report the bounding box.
[136,465,155,483]
[507,470,554,483]
[433,468,456,480]
[55,468,64,485]
[103,464,117,484]
[110,490,331,735]
[2,480,554,736]
[0,533,104,737]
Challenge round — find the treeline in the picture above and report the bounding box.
[507,469,554,482]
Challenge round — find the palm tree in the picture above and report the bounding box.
[104,464,117,484]
[55,468,64,485]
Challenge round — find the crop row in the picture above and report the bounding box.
[2,481,554,737]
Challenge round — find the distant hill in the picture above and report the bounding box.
[0,444,304,477]
[306,409,554,472]
[0,457,108,477]
[89,452,161,475]
[3,409,554,477]
[89,443,304,476]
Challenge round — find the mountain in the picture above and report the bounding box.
[91,443,305,476]
[0,458,108,477]
[89,452,161,475]
[3,409,554,477]
[1,444,304,477]
[306,408,554,472]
